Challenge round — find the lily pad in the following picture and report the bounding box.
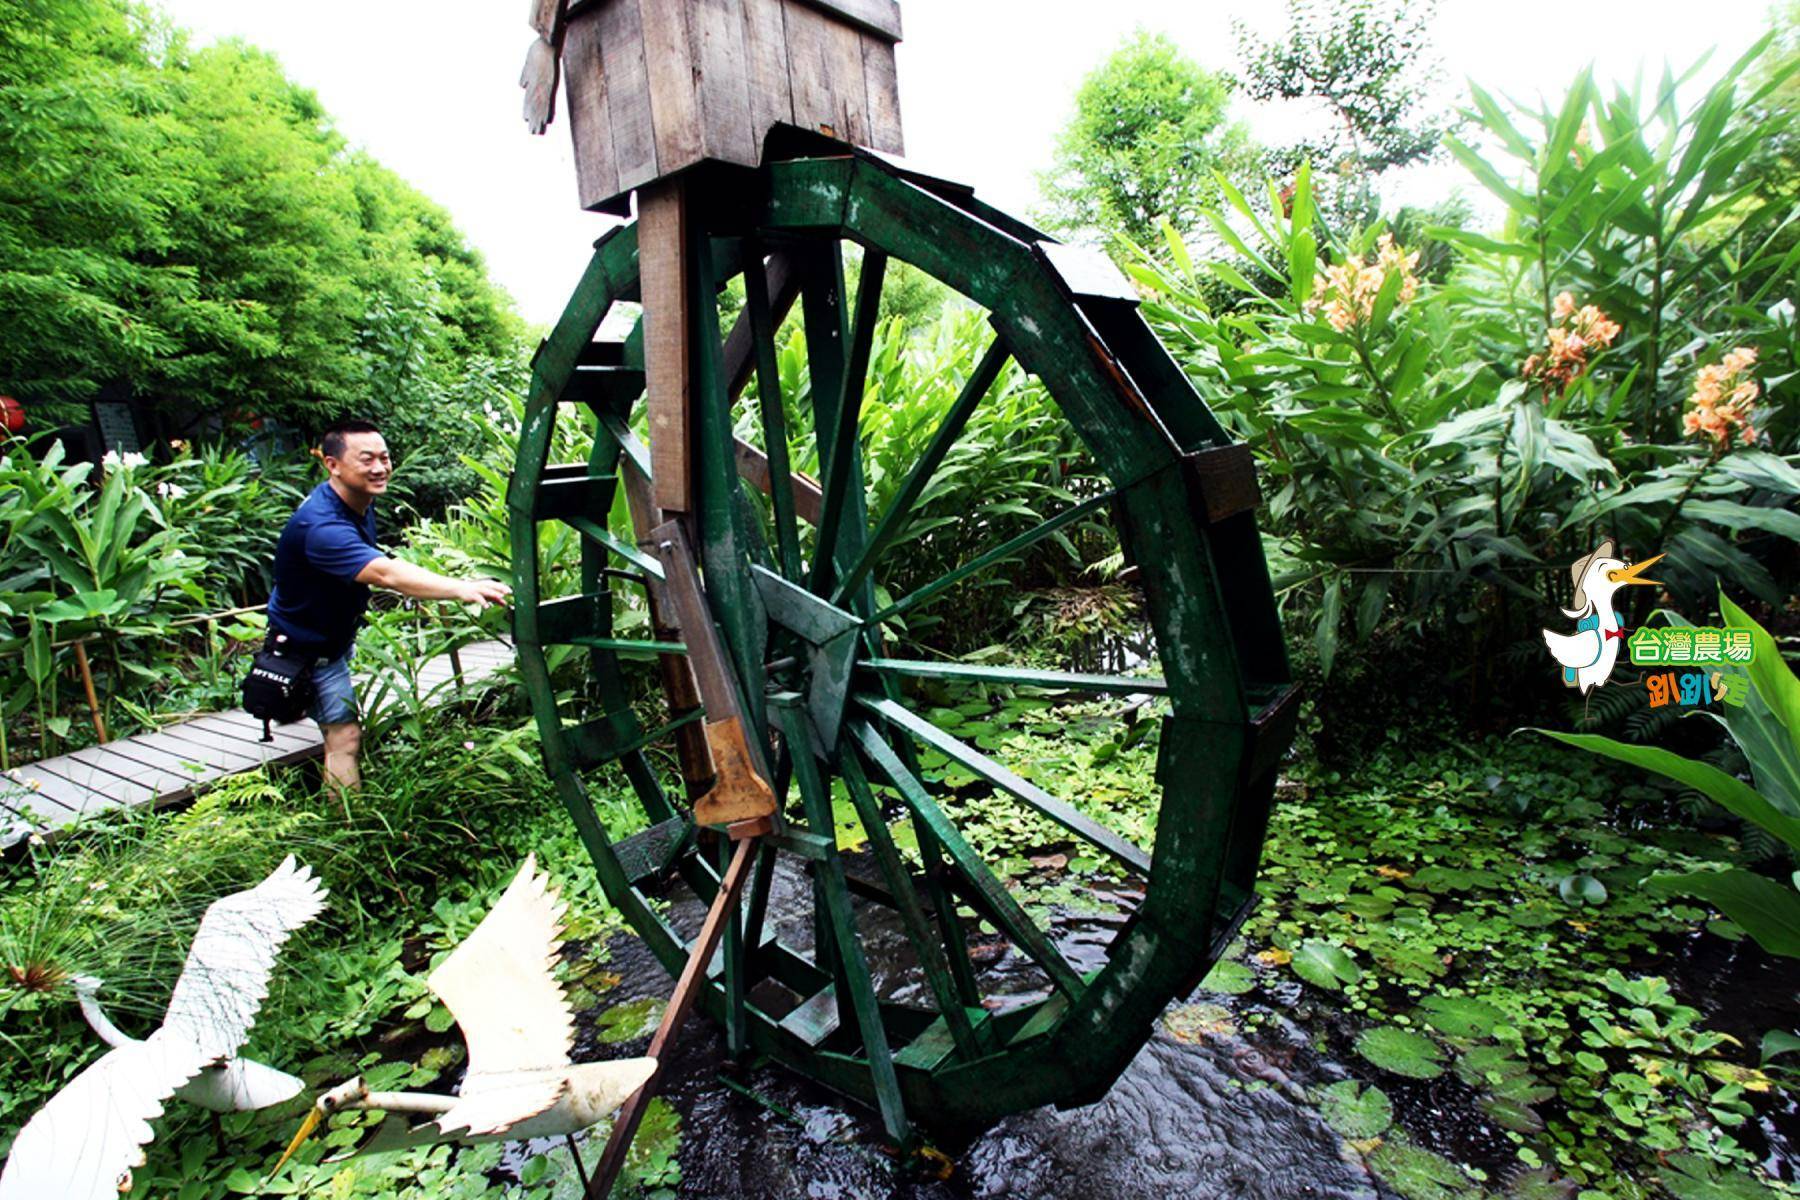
[1199,959,1256,995]
[1291,939,1363,991]
[1557,872,1608,907]
[1658,1153,1776,1200]
[1163,1002,1236,1044]
[1317,1079,1393,1139]
[1368,1137,1481,1200]
[1453,1045,1553,1106]
[1504,1169,1575,1200]
[1355,1026,1445,1080]
[1416,994,1504,1039]
[596,996,666,1044]
[1481,1093,1545,1132]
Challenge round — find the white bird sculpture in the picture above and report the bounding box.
[0,856,327,1200]
[1542,540,1664,693]
[273,855,654,1183]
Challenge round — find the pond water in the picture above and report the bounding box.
[549,858,1404,1200]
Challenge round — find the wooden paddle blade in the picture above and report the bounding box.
[693,717,777,826]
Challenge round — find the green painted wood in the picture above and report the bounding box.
[532,474,615,522]
[779,701,912,1145]
[1005,992,1070,1046]
[751,564,858,645]
[568,636,688,655]
[861,659,1168,695]
[721,834,748,1058]
[690,229,772,748]
[566,708,704,769]
[838,750,981,1058]
[561,365,648,410]
[832,335,1010,605]
[766,829,834,861]
[508,149,1295,1135]
[858,695,1151,876]
[809,249,886,597]
[564,515,667,580]
[893,1009,990,1071]
[908,812,986,1022]
[527,593,608,646]
[612,815,693,884]
[780,984,841,1047]
[849,721,1085,999]
[743,238,805,582]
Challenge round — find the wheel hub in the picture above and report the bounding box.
[751,565,862,753]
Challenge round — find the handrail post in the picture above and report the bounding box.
[72,641,107,743]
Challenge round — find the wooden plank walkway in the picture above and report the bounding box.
[0,639,514,848]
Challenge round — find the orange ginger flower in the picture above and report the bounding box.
[1522,293,1621,396]
[1683,347,1759,449]
[1304,233,1422,332]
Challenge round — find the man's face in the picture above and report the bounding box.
[326,431,392,497]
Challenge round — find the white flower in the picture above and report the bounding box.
[102,450,148,469]
[1769,298,1796,327]
[462,740,475,751]
[155,481,188,500]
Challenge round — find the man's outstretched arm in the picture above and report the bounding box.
[355,556,512,607]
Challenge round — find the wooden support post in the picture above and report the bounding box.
[583,823,765,1200]
[640,179,693,514]
[72,641,106,744]
[650,520,776,826]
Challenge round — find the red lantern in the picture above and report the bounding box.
[0,396,23,433]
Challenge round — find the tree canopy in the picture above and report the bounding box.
[1037,31,1258,248]
[1234,0,1453,213]
[0,0,524,483]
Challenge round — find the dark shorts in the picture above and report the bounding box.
[308,650,359,726]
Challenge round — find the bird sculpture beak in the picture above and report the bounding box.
[268,1105,323,1178]
[269,1077,363,1178]
[1606,553,1664,587]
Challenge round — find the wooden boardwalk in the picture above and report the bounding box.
[0,640,514,848]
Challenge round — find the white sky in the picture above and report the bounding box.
[156,0,1774,326]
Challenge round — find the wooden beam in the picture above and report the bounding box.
[639,180,693,513]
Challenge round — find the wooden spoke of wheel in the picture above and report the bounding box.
[805,250,885,600]
[860,658,1168,696]
[564,515,667,581]
[776,697,910,1144]
[868,489,1118,627]
[849,720,1086,999]
[856,694,1151,875]
[832,335,1012,606]
[836,747,984,1058]
[743,237,805,582]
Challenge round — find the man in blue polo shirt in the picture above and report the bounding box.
[268,419,510,792]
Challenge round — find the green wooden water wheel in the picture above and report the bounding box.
[508,148,1297,1144]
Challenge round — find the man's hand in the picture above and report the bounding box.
[456,577,513,609]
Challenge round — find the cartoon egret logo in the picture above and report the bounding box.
[1542,540,1664,693]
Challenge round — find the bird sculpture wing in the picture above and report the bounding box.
[162,855,329,1062]
[0,1035,217,1200]
[0,858,325,1200]
[1542,626,1602,671]
[427,855,575,1134]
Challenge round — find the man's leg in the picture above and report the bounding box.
[309,652,362,793]
[321,721,362,793]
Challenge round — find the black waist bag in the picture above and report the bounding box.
[241,638,317,741]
